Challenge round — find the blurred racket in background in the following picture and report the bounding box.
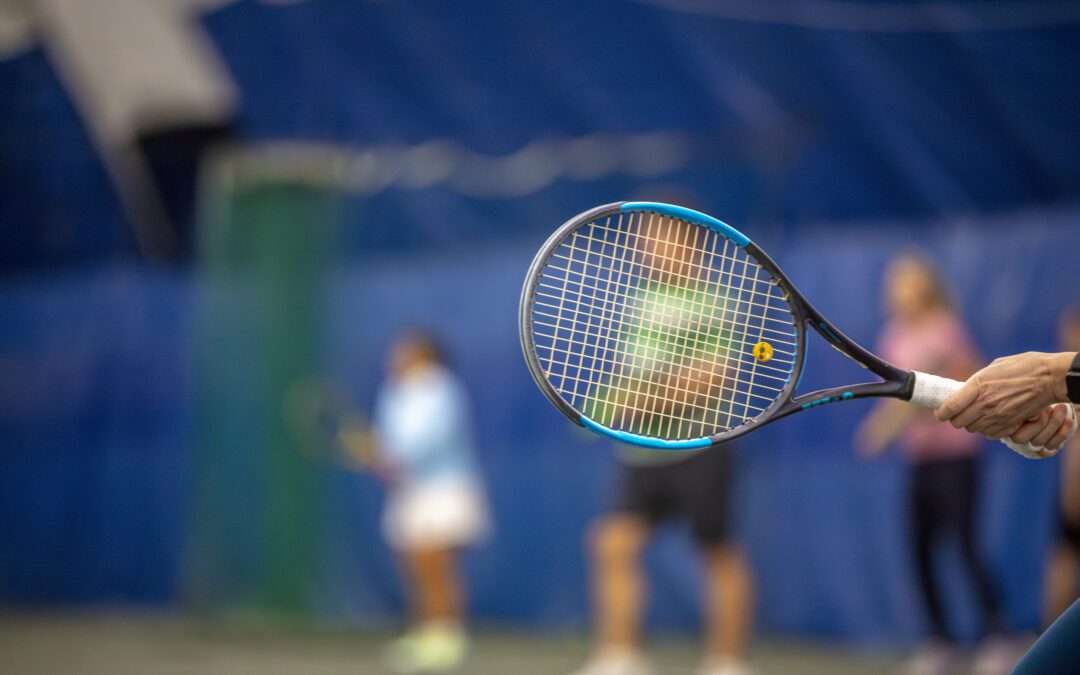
[283,376,380,473]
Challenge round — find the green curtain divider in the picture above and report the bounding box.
[187,164,343,618]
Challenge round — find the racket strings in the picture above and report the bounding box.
[629,213,784,436]
[535,225,799,369]
[535,264,800,331]
[642,212,760,438]
[534,261,791,417]
[623,213,753,439]
[530,319,795,380]
[545,231,802,324]
[531,211,798,440]
[539,213,781,438]
[530,318,782,414]
[531,291,799,354]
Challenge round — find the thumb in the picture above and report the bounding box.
[935,378,978,422]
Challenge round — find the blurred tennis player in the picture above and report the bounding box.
[366,331,490,674]
[1042,307,1080,630]
[568,213,755,675]
[856,254,1014,675]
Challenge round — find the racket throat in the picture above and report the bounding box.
[790,378,911,411]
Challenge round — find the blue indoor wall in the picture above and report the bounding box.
[1,205,1075,645]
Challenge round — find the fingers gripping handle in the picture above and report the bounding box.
[909,372,1076,459]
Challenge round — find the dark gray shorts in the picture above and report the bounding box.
[615,446,734,547]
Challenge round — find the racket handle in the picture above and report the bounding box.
[909,371,1076,459]
[909,372,965,410]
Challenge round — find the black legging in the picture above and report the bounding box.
[911,456,1004,640]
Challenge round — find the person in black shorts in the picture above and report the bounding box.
[567,445,754,675]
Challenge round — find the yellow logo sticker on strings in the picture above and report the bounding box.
[752,341,774,363]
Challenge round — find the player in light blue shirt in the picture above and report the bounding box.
[372,331,489,674]
[375,348,479,486]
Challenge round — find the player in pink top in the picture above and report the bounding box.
[857,254,1012,675]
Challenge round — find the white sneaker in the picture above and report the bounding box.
[384,624,468,673]
[568,650,656,675]
[971,635,1021,675]
[898,641,960,675]
[696,656,755,675]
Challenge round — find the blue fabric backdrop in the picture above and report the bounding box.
[2,206,1076,644]
[3,0,1080,269]
[2,0,1080,647]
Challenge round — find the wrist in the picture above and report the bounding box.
[1063,351,1080,404]
[1049,351,1075,403]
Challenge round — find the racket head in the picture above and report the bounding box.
[520,202,807,449]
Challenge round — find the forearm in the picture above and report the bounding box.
[857,399,915,454]
[872,399,916,437]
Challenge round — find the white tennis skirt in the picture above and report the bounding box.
[382,476,491,551]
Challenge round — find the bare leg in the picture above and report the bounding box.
[702,544,755,661]
[590,514,650,651]
[402,546,464,625]
[1043,543,1080,628]
[387,547,469,673]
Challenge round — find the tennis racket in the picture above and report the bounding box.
[519,202,1075,458]
[283,377,379,470]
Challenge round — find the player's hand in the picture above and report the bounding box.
[1006,403,1077,457]
[935,352,1073,439]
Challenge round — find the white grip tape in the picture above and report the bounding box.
[910,371,1077,460]
[909,372,963,409]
